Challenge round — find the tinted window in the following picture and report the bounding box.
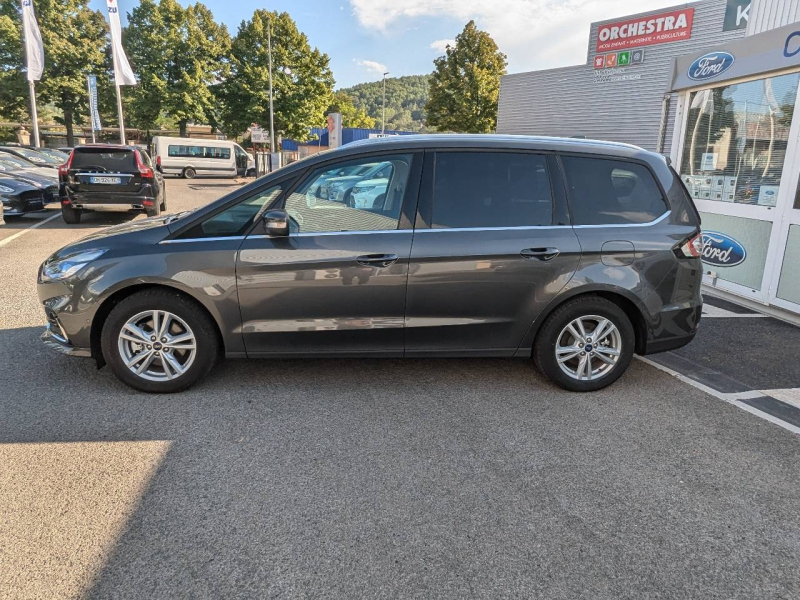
[431,152,553,229]
[168,145,231,160]
[178,185,283,238]
[71,149,136,171]
[283,154,412,233]
[561,156,668,225]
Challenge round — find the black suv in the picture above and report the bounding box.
[58,145,166,224]
[39,135,703,393]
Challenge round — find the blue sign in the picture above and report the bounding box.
[701,231,747,267]
[87,75,102,131]
[688,52,736,81]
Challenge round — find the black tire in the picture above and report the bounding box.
[145,202,160,218]
[183,167,196,179]
[101,289,219,393]
[159,184,167,212]
[61,204,82,224]
[533,296,635,392]
[246,168,256,178]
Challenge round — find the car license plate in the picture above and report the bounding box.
[90,176,122,185]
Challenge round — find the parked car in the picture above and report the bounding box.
[0,154,58,180]
[0,156,59,203]
[151,136,254,179]
[38,134,703,393]
[349,175,389,210]
[0,146,62,168]
[16,146,70,162]
[58,145,166,224]
[0,176,48,217]
[321,161,391,203]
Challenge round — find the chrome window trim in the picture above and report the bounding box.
[172,211,672,243]
[247,229,410,240]
[573,210,670,229]
[160,235,246,244]
[414,211,670,233]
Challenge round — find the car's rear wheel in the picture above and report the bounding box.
[101,289,219,393]
[183,167,196,179]
[61,204,82,224]
[145,201,160,218]
[159,184,167,212]
[534,296,634,392]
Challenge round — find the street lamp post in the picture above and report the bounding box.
[267,19,276,160]
[382,71,389,134]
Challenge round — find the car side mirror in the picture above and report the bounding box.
[264,209,290,237]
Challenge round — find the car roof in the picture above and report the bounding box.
[324,133,657,161]
[72,144,136,151]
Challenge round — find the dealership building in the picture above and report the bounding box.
[498,0,800,320]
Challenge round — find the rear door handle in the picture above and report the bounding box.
[520,247,560,261]
[356,253,399,268]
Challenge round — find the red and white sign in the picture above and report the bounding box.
[596,8,694,52]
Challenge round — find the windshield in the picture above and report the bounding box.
[12,148,61,164]
[0,157,32,170]
[37,148,69,161]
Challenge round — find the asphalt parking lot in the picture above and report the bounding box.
[1,179,800,599]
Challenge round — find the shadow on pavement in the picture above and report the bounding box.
[2,324,800,598]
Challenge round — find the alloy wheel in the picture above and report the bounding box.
[555,315,622,381]
[118,310,197,382]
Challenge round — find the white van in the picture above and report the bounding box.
[151,136,255,179]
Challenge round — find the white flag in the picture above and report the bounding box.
[21,0,44,82]
[106,0,137,86]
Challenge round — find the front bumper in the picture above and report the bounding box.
[41,324,91,357]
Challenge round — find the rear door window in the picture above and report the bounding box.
[431,152,553,229]
[561,156,668,225]
[71,150,136,172]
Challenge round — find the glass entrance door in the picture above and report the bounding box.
[677,71,800,304]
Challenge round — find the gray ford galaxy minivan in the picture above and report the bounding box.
[38,135,703,393]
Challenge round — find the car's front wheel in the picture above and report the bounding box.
[534,296,635,392]
[101,289,219,393]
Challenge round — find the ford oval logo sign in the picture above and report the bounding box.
[701,231,746,267]
[688,52,735,81]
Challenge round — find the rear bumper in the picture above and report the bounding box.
[62,192,156,211]
[642,304,702,355]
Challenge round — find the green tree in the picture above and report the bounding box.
[0,0,110,145]
[425,21,506,133]
[0,2,28,121]
[326,90,375,129]
[219,10,334,142]
[124,0,230,136]
[341,75,430,132]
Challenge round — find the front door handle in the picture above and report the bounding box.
[520,247,560,261]
[356,253,399,268]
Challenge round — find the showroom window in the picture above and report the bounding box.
[431,152,553,228]
[679,73,800,206]
[561,156,668,225]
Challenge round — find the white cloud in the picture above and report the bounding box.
[430,39,455,54]
[350,0,681,73]
[355,59,388,75]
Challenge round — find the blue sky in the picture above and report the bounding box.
[88,0,680,88]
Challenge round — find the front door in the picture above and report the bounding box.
[404,151,581,356]
[234,146,249,176]
[237,152,421,356]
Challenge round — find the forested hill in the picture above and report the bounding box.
[339,75,431,132]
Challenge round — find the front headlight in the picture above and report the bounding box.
[41,249,107,282]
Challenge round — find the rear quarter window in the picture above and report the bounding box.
[561,156,668,225]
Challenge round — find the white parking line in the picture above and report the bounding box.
[759,388,800,410]
[0,212,61,248]
[636,356,800,436]
[701,304,767,318]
